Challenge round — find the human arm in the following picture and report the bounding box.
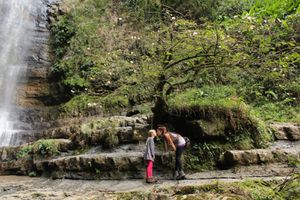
[164,133,176,152]
[150,138,155,160]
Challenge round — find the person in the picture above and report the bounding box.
[143,129,158,183]
[157,126,186,180]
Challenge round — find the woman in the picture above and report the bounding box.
[156,126,186,180]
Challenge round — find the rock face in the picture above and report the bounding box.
[16,1,53,108]
[4,1,68,146]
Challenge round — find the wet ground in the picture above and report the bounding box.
[0,162,297,200]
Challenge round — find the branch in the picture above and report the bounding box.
[213,27,220,55]
[164,52,216,70]
[165,79,193,95]
[161,4,186,19]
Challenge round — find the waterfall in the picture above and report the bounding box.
[0,0,43,147]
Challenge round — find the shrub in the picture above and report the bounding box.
[16,145,33,159]
[33,140,60,156]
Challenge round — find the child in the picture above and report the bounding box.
[144,129,157,183]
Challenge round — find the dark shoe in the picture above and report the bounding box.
[146,177,156,184]
[176,171,186,180]
[173,171,179,180]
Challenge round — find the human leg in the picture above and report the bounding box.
[146,160,153,178]
[175,146,186,179]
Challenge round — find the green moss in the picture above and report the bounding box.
[172,178,300,200]
[108,177,300,199]
[116,192,149,200]
[81,118,120,148]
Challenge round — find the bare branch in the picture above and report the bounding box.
[161,4,186,19]
[164,52,216,70]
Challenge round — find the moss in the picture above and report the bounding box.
[80,118,119,149]
[116,192,149,200]
[172,178,300,200]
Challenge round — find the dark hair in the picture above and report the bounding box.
[157,126,167,134]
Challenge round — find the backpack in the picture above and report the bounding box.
[183,137,191,148]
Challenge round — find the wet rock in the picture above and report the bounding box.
[31,150,173,180]
[219,142,300,168]
[0,157,34,176]
[270,123,300,141]
[0,146,21,162]
[219,149,274,167]
[38,116,150,147]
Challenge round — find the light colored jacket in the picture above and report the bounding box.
[144,137,155,161]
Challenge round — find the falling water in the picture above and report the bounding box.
[0,0,43,147]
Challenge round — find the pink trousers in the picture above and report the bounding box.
[146,160,153,178]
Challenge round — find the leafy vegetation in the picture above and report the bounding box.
[16,145,33,159]
[49,0,299,123]
[32,139,60,157]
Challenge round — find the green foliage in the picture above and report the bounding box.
[123,0,162,22]
[185,142,232,171]
[161,0,219,21]
[249,0,300,19]
[62,94,100,116]
[62,93,129,116]
[50,15,75,59]
[100,94,129,111]
[168,86,271,148]
[168,86,239,109]
[16,145,33,159]
[216,0,254,19]
[50,0,299,123]
[254,102,300,123]
[33,140,60,156]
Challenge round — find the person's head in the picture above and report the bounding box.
[156,126,167,137]
[148,129,156,137]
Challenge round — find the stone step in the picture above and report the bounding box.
[219,141,300,168]
[270,122,300,141]
[0,145,173,180]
